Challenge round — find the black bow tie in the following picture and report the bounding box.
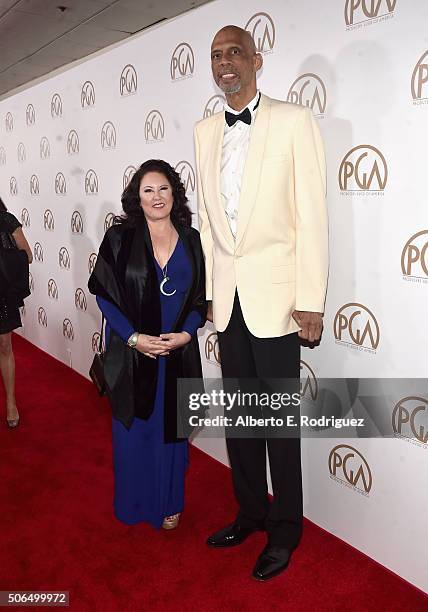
[224,93,261,127]
[225,107,251,127]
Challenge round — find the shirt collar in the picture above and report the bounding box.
[224,90,261,121]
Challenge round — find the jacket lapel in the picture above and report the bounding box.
[235,94,270,250]
[209,113,235,249]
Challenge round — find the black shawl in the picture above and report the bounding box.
[88,217,207,442]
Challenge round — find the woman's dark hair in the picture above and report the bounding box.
[0,197,7,212]
[117,159,192,228]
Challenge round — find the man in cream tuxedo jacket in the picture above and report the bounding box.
[194,25,328,581]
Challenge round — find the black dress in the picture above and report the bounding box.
[0,211,23,334]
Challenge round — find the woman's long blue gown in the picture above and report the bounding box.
[97,239,201,528]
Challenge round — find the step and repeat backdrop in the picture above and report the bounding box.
[0,0,427,592]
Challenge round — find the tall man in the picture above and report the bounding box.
[194,25,328,581]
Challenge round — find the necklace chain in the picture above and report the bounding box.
[152,226,173,279]
[152,225,177,297]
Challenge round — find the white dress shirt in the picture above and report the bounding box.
[220,90,260,238]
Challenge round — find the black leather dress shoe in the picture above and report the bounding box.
[207,523,262,548]
[252,545,293,581]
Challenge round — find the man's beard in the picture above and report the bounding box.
[218,80,241,94]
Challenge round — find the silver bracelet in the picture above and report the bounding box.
[127,332,139,348]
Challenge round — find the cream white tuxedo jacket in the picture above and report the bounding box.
[194,94,328,338]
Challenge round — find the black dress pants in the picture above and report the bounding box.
[217,291,302,549]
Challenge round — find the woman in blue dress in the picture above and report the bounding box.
[88,160,207,530]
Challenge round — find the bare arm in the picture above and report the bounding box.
[12,227,33,263]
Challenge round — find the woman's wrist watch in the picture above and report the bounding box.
[127,332,139,348]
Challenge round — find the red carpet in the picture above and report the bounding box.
[1,333,427,611]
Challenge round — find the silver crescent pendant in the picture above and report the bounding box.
[160,276,176,296]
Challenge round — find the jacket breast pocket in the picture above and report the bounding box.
[270,264,295,284]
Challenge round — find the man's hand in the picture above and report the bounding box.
[292,311,323,342]
[206,301,213,323]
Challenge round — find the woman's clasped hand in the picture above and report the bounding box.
[135,331,191,358]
